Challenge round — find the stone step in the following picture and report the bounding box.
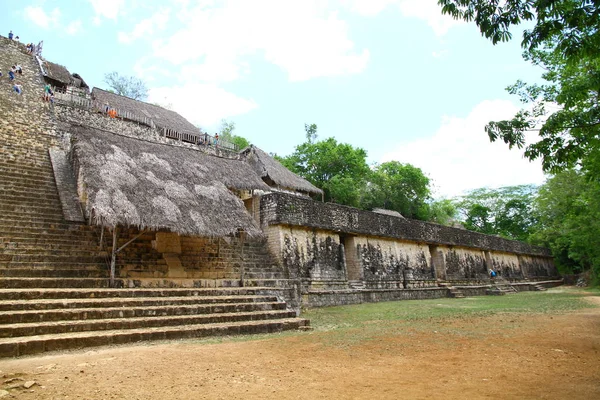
[0,211,66,223]
[0,277,112,289]
[0,301,287,324]
[123,278,291,289]
[0,194,61,205]
[0,287,277,301]
[0,239,100,250]
[0,174,58,187]
[0,254,108,264]
[0,225,99,237]
[0,268,109,278]
[0,317,309,358]
[0,247,106,257]
[0,203,62,214]
[0,294,278,312]
[0,220,92,232]
[0,309,297,338]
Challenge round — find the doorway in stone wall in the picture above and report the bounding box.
[428,245,446,280]
[340,234,362,282]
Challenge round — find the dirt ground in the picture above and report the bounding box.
[0,295,599,400]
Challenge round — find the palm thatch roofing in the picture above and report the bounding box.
[71,73,89,89]
[70,126,271,237]
[43,61,72,85]
[373,208,405,219]
[92,88,200,136]
[240,146,323,196]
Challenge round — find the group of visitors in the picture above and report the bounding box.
[198,133,219,146]
[1,65,24,95]
[7,30,19,42]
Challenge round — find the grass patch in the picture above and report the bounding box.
[296,287,598,348]
[179,287,598,349]
[304,287,594,331]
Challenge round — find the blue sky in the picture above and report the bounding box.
[2,0,547,197]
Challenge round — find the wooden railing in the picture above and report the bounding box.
[51,86,239,152]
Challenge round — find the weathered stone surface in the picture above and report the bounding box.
[260,192,553,257]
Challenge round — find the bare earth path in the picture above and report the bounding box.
[1,294,599,399]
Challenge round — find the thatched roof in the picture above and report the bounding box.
[71,73,89,89]
[43,61,71,85]
[240,146,323,196]
[373,208,405,218]
[70,126,271,237]
[92,88,200,136]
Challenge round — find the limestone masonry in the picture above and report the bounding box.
[0,36,560,356]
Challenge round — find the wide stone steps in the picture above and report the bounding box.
[0,287,274,301]
[0,239,100,250]
[0,254,108,264]
[0,309,297,338]
[0,278,111,289]
[0,317,308,358]
[0,301,287,324]
[0,267,108,278]
[0,294,278,312]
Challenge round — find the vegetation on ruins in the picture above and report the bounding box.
[439,0,600,179]
[219,119,251,150]
[530,169,600,277]
[437,0,600,282]
[103,71,149,101]
[362,161,432,220]
[453,185,538,241]
[279,124,371,207]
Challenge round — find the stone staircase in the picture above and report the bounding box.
[0,36,308,357]
[0,288,306,357]
[486,284,518,296]
[532,283,547,292]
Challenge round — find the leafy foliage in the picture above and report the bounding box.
[218,119,250,150]
[428,199,459,226]
[363,162,432,220]
[439,1,600,178]
[280,126,370,206]
[103,71,148,101]
[530,169,600,280]
[454,185,538,241]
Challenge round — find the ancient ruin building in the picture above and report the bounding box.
[0,35,560,357]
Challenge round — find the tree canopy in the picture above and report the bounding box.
[363,161,432,220]
[103,71,149,101]
[439,1,600,177]
[218,119,250,150]
[279,125,370,207]
[530,169,600,278]
[453,185,538,241]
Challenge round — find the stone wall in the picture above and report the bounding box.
[259,192,558,295]
[260,192,552,257]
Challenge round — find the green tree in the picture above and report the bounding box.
[530,170,600,281]
[280,124,370,206]
[428,199,459,226]
[103,71,148,100]
[218,119,250,150]
[438,1,600,177]
[454,185,538,241]
[363,161,432,220]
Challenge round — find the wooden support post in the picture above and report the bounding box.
[110,227,118,288]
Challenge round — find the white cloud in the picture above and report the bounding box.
[381,100,546,198]
[118,9,170,44]
[147,84,258,128]
[150,0,369,83]
[65,20,83,35]
[432,49,449,58]
[347,0,463,36]
[24,6,61,29]
[88,0,125,21]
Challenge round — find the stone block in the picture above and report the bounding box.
[153,232,182,254]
